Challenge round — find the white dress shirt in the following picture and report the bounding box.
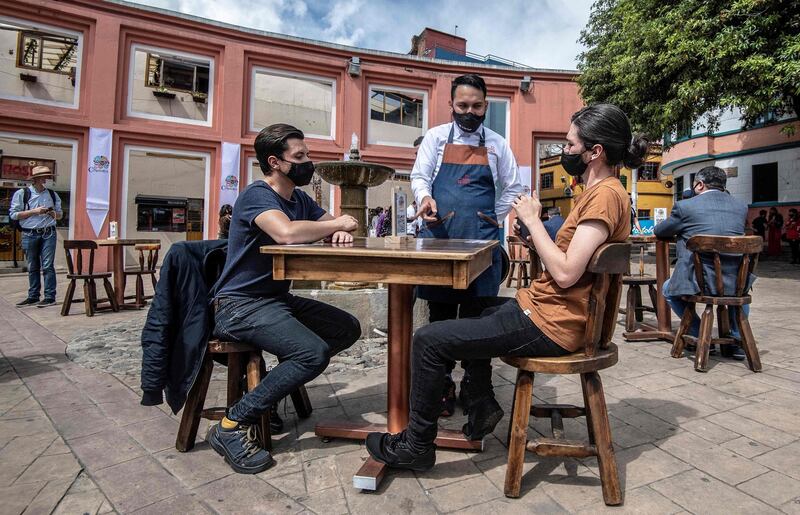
[411,122,523,221]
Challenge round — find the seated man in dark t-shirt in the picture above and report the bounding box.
[208,123,361,474]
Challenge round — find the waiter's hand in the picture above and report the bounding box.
[330,231,353,244]
[416,196,438,222]
[512,192,541,227]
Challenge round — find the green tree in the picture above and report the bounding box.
[577,0,800,140]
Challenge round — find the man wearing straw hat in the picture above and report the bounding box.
[9,165,62,307]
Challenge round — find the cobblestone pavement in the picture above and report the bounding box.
[0,258,799,514]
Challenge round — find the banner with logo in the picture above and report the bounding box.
[220,142,240,208]
[86,128,112,236]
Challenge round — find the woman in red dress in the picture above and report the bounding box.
[767,207,784,257]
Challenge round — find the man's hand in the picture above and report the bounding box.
[416,196,438,222]
[330,231,353,244]
[33,206,49,215]
[512,192,541,227]
[336,215,358,233]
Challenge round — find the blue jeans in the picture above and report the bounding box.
[214,293,360,423]
[21,228,57,301]
[662,278,748,338]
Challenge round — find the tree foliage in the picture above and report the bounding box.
[577,0,800,140]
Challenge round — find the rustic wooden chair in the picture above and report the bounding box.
[61,240,119,317]
[176,248,313,452]
[502,242,630,506]
[670,235,762,373]
[122,243,160,308]
[622,244,658,332]
[506,235,531,288]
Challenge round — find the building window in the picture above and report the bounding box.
[251,68,335,139]
[637,209,651,220]
[486,98,509,138]
[128,46,213,125]
[540,172,554,190]
[752,162,778,203]
[674,175,684,201]
[145,53,209,94]
[368,85,427,147]
[639,161,660,181]
[17,31,78,76]
[619,175,628,189]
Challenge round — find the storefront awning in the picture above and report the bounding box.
[135,195,187,207]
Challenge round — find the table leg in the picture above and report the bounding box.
[112,245,125,306]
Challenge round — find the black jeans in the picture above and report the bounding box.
[790,240,799,263]
[214,293,360,423]
[408,297,568,448]
[429,299,499,381]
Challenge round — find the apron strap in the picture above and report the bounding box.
[447,124,486,146]
[447,123,455,144]
[479,128,485,147]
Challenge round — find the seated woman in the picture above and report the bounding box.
[367,103,648,470]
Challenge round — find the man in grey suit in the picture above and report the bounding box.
[654,166,752,360]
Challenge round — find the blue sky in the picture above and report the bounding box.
[129,0,593,70]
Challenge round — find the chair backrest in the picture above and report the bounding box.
[63,240,98,276]
[134,243,161,272]
[506,235,529,261]
[583,242,631,357]
[686,235,761,297]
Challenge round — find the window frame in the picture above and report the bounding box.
[16,30,78,76]
[127,44,215,127]
[540,171,554,190]
[638,161,660,181]
[144,52,210,95]
[249,66,337,140]
[486,96,511,142]
[367,84,428,148]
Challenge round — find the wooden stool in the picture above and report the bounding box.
[670,235,762,372]
[506,235,531,288]
[122,243,160,308]
[622,245,658,332]
[176,339,313,452]
[61,240,119,316]
[502,242,630,506]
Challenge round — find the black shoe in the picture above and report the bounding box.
[269,404,284,433]
[16,298,39,306]
[440,377,456,417]
[366,431,436,472]
[208,423,275,474]
[462,396,504,441]
[36,299,56,308]
[730,345,746,361]
[458,378,473,415]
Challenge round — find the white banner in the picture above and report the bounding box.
[219,142,240,208]
[85,128,112,236]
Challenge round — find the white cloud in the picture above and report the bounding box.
[128,0,593,70]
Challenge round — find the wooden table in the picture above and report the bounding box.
[95,238,160,308]
[622,235,675,342]
[261,237,497,490]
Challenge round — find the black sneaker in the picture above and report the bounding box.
[269,404,284,433]
[440,377,456,417]
[462,396,504,441]
[458,377,473,415]
[16,298,39,306]
[366,431,436,472]
[208,423,275,474]
[36,299,56,308]
[730,345,746,361]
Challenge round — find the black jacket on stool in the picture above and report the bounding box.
[140,239,227,413]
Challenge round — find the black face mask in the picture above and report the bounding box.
[281,159,315,186]
[453,111,485,133]
[560,150,589,176]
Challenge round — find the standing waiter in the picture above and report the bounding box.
[411,74,522,437]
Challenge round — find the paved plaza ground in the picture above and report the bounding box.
[1,258,799,514]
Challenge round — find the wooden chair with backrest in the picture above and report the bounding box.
[506,235,531,288]
[176,248,313,453]
[670,235,762,373]
[122,243,160,308]
[502,242,630,506]
[61,240,119,317]
[622,243,658,332]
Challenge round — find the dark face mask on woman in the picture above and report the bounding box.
[560,149,591,176]
[280,159,315,186]
[452,111,485,133]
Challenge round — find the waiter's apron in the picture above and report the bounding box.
[417,126,501,303]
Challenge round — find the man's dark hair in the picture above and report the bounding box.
[413,135,424,147]
[254,123,304,176]
[694,166,727,191]
[451,74,487,99]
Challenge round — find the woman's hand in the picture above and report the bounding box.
[512,192,541,227]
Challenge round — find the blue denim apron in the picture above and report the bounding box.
[417,125,501,303]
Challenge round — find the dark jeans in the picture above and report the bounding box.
[214,293,360,423]
[790,240,799,263]
[408,297,568,448]
[21,228,57,301]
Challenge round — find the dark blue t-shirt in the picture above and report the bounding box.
[213,181,326,298]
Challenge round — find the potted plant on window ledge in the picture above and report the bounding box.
[19,72,37,83]
[152,86,175,100]
[191,91,207,104]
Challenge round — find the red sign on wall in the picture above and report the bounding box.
[0,156,57,181]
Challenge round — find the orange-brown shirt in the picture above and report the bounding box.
[516,176,630,352]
